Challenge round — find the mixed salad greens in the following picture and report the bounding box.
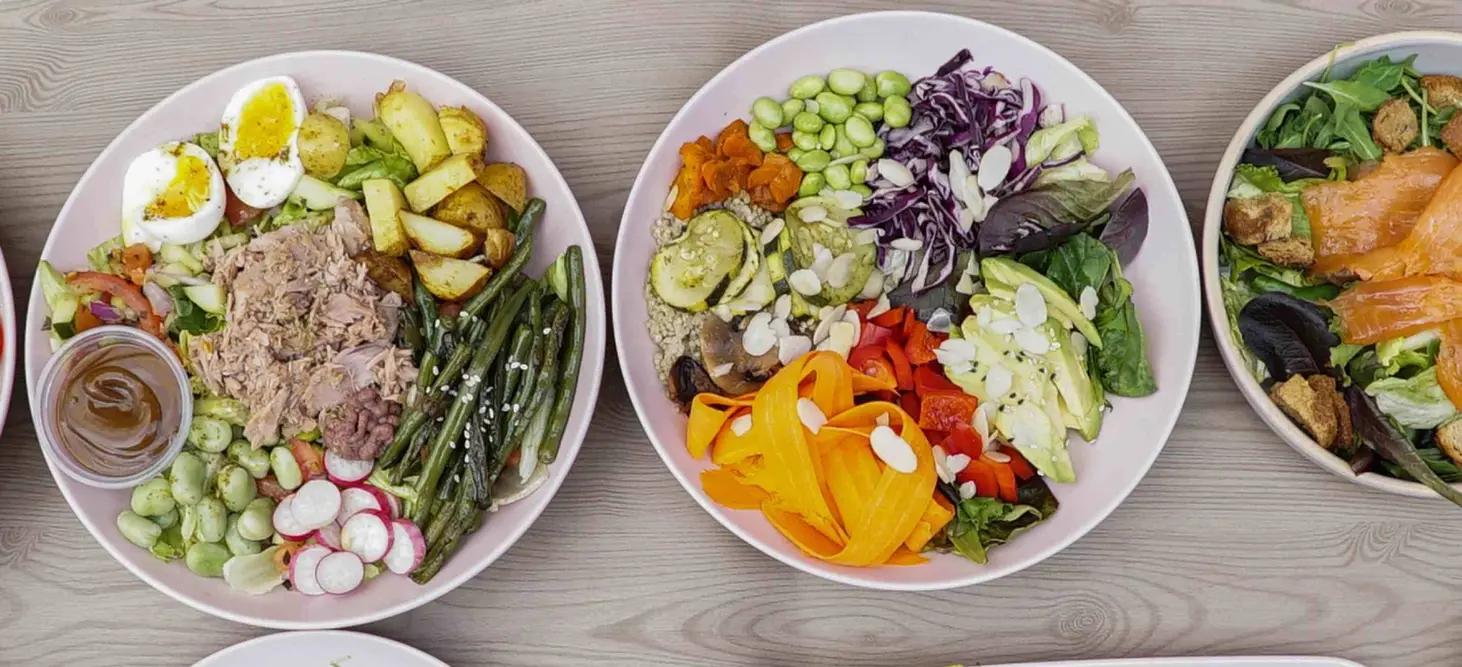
[650,50,1156,566]
[1220,52,1462,506]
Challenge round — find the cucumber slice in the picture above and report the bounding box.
[784,198,876,308]
[649,210,745,311]
[184,284,228,315]
[50,296,79,339]
[291,174,361,211]
[159,243,204,274]
[767,226,790,294]
[715,220,760,306]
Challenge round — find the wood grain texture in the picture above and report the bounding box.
[2,0,1462,665]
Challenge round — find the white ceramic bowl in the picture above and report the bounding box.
[193,630,447,667]
[0,246,17,437]
[23,51,605,628]
[612,11,1200,590]
[1203,31,1462,500]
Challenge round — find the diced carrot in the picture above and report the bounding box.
[289,438,326,480]
[1002,446,1037,480]
[913,365,960,396]
[775,132,794,151]
[918,389,979,432]
[73,302,102,334]
[957,459,1000,498]
[871,306,907,330]
[990,460,1019,503]
[900,391,921,422]
[885,340,914,391]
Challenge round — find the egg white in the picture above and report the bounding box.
[219,75,306,209]
[120,141,226,251]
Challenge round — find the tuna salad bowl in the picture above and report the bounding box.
[24,51,605,629]
[612,12,1200,590]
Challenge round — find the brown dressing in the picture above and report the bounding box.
[52,340,181,477]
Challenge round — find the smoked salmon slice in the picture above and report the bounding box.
[1438,320,1462,411]
[1329,158,1462,281]
[1328,276,1462,344]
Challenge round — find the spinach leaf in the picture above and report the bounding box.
[167,285,224,336]
[1045,234,1112,298]
[1348,386,1462,507]
[1330,101,1382,162]
[978,170,1135,256]
[944,478,1058,564]
[1349,55,1413,93]
[1045,234,1157,396]
[1304,79,1391,112]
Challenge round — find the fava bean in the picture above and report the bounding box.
[117,511,162,549]
[798,172,826,197]
[860,138,887,159]
[814,92,852,124]
[792,130,819,152]
[180,504,199,542]
[853,101,884,123]
[818,124,836,151]
[169,452,207,506]
[883,95,912,129]
[751,97,784,128]
[748,122,777,153]
[827,68,867,96]
[131,477,175,516]
[825,163,853,190]
[186,542,230,578]
[788,74,826,99]
[200,450,225,495]
[845,115,876,148]
[795,150,831,173]
[804,99,820,115]
[850,159,869,185]
[229,441,272,479]
[196,496,228,544]
[150,507,179,530]
[787,147,806,163]
[270,446,303,491]
[851,184,874,198]
[224,515,262,557]
[875,70,913,98]
[780,98,804,121]
[792,111,824,134]
[833,125,856,158]
[187,416,232,453]
[237,498,275,542]
[217,464,257,512]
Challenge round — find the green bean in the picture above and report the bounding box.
[792,111,825,134]
[131,477,175,516]
[412,349,439,408]
[188,417,232,453]
[467,408,492,507]
[169,452,207,506]
[399,306,426,354]
[883,95,912,129]
[748,122,777,153]
[458,215,537,322]
[853,102,884,123]
[270,446,303,491]
[149,507,179,530]
[412,484,479,584]
[814,92,852,123]
[825,163,852,191]
[540,247,588,463]
[228,440,271,479]
[851,184,873,198]
[392,420,435,484]
[798,172,826,197]
[118,511,162,549]
[860,138,887,160]
[237,498,275,541]
[856,77,878,103]
[791,130,818,152]
[217,464,256,512]
[818,124,836,151]
[498,328,534,422]
[875,70,912,98]
[499,305,568,476]
[512,198,546,245]
[225,514,262,556]
[751,96,784,128]
[845,115,876,148]
[850,160,869,185]
[796,149,831,173]
[788,74,826,99]
[414,279,443,352]
[780,98,805,121]
[195,497,228,544]
[185,542,230,577]
[783,148,803,164]
[833,124,856,158]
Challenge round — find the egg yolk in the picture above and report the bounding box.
[232,82,296,160]
[144,153,211,220]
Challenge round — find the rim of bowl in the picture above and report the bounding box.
[1201,30,1462,500]
[0,246,16,439]
[191,630,449,667]
[613,10,1199,590]
[24,49,604,628]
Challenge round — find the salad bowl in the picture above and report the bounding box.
[24,50,605,628]
[612,11,1199,590]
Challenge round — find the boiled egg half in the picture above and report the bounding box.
[218,76,305,209]
[120,141,226,250]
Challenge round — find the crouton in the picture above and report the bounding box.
[1422,74,1462,110]
[1437,418,1462,466]
[1270,375,1338,448]
[1372,97,1418,154]
[1441,114,1462,159]
[1224,193,1292,246]
[1307,375,1351,450]
[1258,237,1315,267]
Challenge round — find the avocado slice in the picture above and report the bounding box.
[980,257,1102,348]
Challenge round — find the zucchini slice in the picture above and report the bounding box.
[649,210,745,311]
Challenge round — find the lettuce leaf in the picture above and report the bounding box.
[1365,367,1456,429]
[944,478,1059,564]
[1026,116,1099,165]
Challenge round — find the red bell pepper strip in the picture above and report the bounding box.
[990,460,1019,502]
[903,320,946,366]
[941,421,983,459]
[913,365,961,396]
[956,459,1001,498]
[918,389,980,433]
[884,340,914,391]
[899,391,921,422]
[1003,447,1037,481]
[871,305,907,329]
[858,322,894,351]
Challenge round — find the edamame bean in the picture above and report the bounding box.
[229,441,271,479]
[748,122,778,153]
[217,464,257,512]
[185,542,230,578]
[117,511,162,549]
[795,150,831,173]
[188,416,232,453]
[845,115,876,148]
[788,75,826,99]
[787,147,806,162]
[875,70,913,98]
[883,95,912,129]
[224,514,262,557]
[752,97,784,129]
[792,111,824,134]
[270,446,303,491]
[792,130,818,152]
[798,172,827,197]
[130,477,175,516]
[854,101,884,123]
[818,124,836,151]
[851,184,873,198]
[825,163,853,190]
[780,98,804,121]
[237,498,275,542]
[196,496,228,544]
[150,507,179,530]
[850,159,869,185]
[827,68,867,96]
[856,76,879,103]
[860,138,887,159]
[169,452,207,506]
[814,92,852,124]
[833,125,856,158]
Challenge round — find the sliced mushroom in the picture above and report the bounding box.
[700,316,780,396]
[668,356,721,411]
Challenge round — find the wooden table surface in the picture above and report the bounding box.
[2,1,1461,665]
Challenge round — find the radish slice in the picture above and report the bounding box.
[383,519,427,575]
[315,551,364,595]
[341,510,394,563]
[273,495,313,541]
[324,450,374,485]
[313,522,343,550]
[335,487,383,526]
[290,479,342,530]
[361,485,399,518]
[289,545,332,596]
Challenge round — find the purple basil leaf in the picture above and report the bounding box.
[1098,188,1150,266]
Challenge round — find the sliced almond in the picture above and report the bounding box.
[871,426,917,474]
[797,397,827,434]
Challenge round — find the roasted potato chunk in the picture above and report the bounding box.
[1372,98,1418,154]
[1441,114,1462,159]
[433,182,507,236]
[298,112,351,179]
[1422,74,1462,110]
[376,81,451,172]
[1270,375,1337,448]
[404,153,484,213]
[401,211,478,258]
[410,250,491,301]
[362,179,410,257]
[1223,193,1292,246]
[482,228,516,269]
[355,249,413,299]
[1257,237,1314,267]
[476,162,527,213]
[438,106,488,157]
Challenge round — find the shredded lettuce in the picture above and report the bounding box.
[1025,116,1099,165]
[1366,367,1456,429]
